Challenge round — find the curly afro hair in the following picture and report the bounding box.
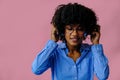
[51,3,100,41]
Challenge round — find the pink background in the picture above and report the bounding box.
[0,0,120,80]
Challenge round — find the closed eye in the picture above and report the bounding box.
[66,26,73,30]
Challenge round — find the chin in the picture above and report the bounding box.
[70,42,81,47]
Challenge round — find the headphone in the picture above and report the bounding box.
[84,32,87,37]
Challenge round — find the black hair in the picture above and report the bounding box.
[51,3,100,41]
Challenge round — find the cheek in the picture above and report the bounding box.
[64,32,69,39]
[64,31,71,41]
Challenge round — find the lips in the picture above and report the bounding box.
[70,38,79,42]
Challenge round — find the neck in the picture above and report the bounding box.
[67,44,80,54]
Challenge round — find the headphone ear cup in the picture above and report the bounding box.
[83,33,87,40]
[84,33,87,37]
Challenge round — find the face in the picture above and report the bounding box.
[65,24,85,47]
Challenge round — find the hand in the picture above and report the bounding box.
[91,25,101,45]
[51,24,59,42]
[91,32,100,44]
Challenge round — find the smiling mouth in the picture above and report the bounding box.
[70,38,79,42]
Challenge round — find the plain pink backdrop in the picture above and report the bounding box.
[0,0,120,80]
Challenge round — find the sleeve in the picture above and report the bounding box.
[91,44,109,80]
[32,40,58,75]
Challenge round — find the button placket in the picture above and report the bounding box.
[73,65,78,80]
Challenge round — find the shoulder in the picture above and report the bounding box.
[57,41,67,49]
[81,43,91,48]
[81,43,91,51]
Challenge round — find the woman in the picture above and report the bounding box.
[32,3,109,80]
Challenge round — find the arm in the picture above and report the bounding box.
[32,24,59,75]
[92,44,109,80]
[32,40,58,75]
[90,25,109,79]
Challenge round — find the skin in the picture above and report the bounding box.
[51,24,100,62]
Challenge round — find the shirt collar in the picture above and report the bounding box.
[57,42,91,51]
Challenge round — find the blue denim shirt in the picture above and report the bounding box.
[32,40,109,80]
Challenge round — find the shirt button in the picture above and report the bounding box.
[73,65,76,68]
[74,77,77,80]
